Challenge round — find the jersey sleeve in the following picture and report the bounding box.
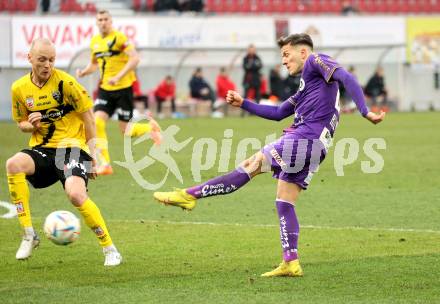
[118,32,134,52]
[64,77,93,113]
[309,54,339,83]
[11,85,28,122]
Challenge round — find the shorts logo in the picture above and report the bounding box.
[95,98,108,106]
[26,97,34,108]
[270,148,287,170]
[116,109,131,119]
[93,226,105,236]
[15,202,24,214]
[66,159,86,175]
[32,149,47,158]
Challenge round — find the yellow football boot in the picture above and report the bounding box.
[261,260,303,277]
[153,189,197,211]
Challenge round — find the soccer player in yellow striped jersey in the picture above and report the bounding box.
[7,38,122,266]
[77,10,161,176]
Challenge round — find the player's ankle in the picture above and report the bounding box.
[24,227,35,237]
[103,244,117,252]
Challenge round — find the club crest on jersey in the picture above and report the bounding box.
[52,91,61,103]
[93,226,105,236]
[299,78,305,91]
[25,96,34,108]
[15,202,24,213]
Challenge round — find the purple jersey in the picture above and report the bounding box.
[284,53,340,142]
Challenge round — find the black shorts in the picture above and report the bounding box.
[94,86,133,121]
[21,147,92,189]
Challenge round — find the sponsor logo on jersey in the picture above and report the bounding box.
[43,108,64,121]
[26,96,34,108]
[314,55,331,72]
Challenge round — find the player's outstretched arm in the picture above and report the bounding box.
[76,58,98,78]
[108,49,140,86]
[332,68,385,125]
[226,90,295,121]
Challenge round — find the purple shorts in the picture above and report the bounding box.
[261,133,327,190]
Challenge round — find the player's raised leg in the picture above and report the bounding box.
[261,180,303,277]
[64,176,122,266]
[122,116,162,146]
[6,153,40,260]
[153,151,266,210]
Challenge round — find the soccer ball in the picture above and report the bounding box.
[43,210,81,245]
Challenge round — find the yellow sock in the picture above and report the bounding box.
[126,123,152,137]
[95,116,111,164]
[76,198,113,247]
[7,173,32,229]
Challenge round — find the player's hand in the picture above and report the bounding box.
[76,68,85,78]
[366,111,386,124]
[88,158,98,180]
[226,90,244,107]
[108,76,121,86]
[28,112,42,130]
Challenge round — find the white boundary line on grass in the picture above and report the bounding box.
[116,219,440,234]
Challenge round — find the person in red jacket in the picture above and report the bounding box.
[155,75,176,118]
[216,67,236,99]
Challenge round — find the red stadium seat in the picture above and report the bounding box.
[132,0,141,11]
[85,2,96,13]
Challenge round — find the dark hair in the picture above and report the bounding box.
[277,34,314,50]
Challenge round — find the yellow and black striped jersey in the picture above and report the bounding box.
[90,30,136,91]
[11,68,93,152]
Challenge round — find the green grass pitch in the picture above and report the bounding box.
[0,112,439,303]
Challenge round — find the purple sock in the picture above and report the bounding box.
[276,199,299,262]
[186,167,251,199]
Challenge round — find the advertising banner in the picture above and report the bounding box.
[407,17,440,65]
[148,17,276,48]
[12,17,148,67]
[289,17,406,48]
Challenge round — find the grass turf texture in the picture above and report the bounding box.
[0,112,439,303]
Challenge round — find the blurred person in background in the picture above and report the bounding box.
[270,64,285,101]
[243,44,263,103]
[189,67,222,117]
[179,0,204,12]
[155,75,177,119]
[364,66,389,113]
[76,10,161,175]
[339,65,357,113]
[154,0,180,12]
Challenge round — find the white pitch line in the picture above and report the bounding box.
[113,219,440,234]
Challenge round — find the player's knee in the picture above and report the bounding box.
[6,156,23,174]
[241,153,264,177]
[66,189,87,206]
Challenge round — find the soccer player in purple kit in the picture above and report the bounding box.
[153,34,385,277]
